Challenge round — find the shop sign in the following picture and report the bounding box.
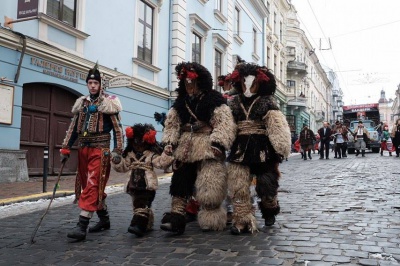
[17,0,39,19]
[30,57,87,83]
[107,75,132,88]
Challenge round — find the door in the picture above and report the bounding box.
[20,83,80,175]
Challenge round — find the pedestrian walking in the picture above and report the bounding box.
[352,120,369,157]
[226,61,291,234]
[112,123,173,237]
[299,125,316,160]
[391,118,400,157]
[332,123,347,159]
[60,63,124,241]
[160,62,236,235]
[380,124,394,156]
[317,121,332,159]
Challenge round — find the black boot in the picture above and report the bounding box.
[258,202,280,227]
[362,150,365,157]
[308,151,312,160]
[89,209,110,233]
[67,216,90,241]
[160,212,186,235]
[128,214,148,237]
[356,150,360,156]
[381,150,383,156]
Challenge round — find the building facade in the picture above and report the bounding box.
[0,0,337,181]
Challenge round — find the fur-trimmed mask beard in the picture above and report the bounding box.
[185,78,199,98]
[241,75,258,97]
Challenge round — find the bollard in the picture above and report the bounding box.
[43,146,49,193]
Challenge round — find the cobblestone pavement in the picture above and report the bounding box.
[0,152,399,265]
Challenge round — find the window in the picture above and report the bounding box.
[253,28,257,55]
[192,33,202,63]
[287,80,296,87]
[274,54,277,74]
[267,47,271,68]
[215,49,222,92]
[280,21,283,42]
[137,0,154,64]
[215,0,222,12]
[274,12,277,34]
[234,7,240,35]
[266,1,270,25]
[280,61,283,80]
[46,0,77,27]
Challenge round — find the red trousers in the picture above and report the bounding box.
[76,147,111,212]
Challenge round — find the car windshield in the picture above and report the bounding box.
[351,121,375,129]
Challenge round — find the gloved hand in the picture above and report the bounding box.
[59,148,70,163]
[111,150,122,164]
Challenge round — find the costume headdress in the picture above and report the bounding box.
[174,62,213,97]
[230,57,276,96]
[125,123,157,145]
[86,62,102,84]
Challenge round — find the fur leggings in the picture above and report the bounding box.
[227,161,280,232]
[169,159,228,231]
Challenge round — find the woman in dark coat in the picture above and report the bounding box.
[299,125,316,160]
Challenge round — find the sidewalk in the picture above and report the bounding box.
[0,168,172,206]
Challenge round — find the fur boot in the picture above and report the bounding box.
[160,196,187,235]
[128,210,149,237]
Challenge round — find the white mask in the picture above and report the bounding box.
[243,75,256,98]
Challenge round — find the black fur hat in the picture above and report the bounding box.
[175,62,213,97]
[86,62,102,84]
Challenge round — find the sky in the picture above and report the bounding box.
[290,0,400,105]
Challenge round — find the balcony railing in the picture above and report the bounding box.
[287,96,307,107]
[332,89,339,97]
[315,111,325,122]
[287,61,307,75]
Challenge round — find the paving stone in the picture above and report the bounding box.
[358,259,379,266]
[323,255,351,263]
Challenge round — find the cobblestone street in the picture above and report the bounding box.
[1,152,399,265]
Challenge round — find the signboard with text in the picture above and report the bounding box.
[17,0,39,19]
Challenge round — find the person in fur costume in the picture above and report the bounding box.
[60,63,124,241]
[160,62,236,234]
[226,61,291,235]
[112,123,174,237]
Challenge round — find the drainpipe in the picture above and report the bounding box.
[167,0,173,109]
[13,31,27,83]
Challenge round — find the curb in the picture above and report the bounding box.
[0,173,172,206]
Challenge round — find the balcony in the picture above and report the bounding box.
[287,61,307,75]
[315,111,325,122]
[287,96,307,107]
[332,89,339,97]
[332,106,339,112]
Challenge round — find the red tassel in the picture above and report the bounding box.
[143,130,156,144]
[230,70,240,82]
[60,148,70,155]
[125,127,134,139]
[186,71,198,80]
[257,69,270,82]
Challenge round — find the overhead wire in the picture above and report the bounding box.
[304,0,349,98]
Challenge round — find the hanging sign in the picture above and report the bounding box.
[107,75,132,88]
[17,0,39,19]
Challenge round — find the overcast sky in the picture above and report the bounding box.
[290,0,400,105]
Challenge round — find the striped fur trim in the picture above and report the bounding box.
[264,110,291,158]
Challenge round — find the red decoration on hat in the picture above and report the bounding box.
[230,70,241,82]
[256,69,270,82]
[143,130,157,144]
[125,127,134,139]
